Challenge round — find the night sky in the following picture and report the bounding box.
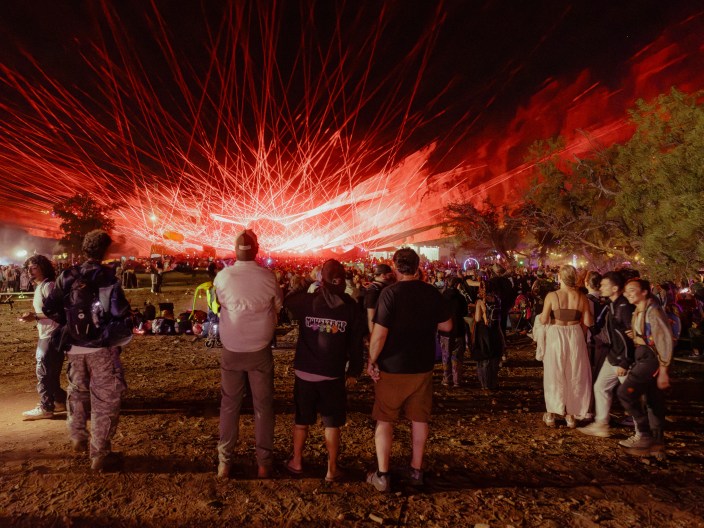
[0,1,702,254]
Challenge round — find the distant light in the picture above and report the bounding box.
[266,258,273,265]
[150,213,158,222]
[16,249,27,258]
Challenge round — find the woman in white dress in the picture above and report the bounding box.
[539,265,593,428]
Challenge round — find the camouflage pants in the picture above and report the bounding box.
[66,347,127,459]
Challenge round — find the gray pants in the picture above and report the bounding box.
[218,346,274,468]
[67,347,127,459]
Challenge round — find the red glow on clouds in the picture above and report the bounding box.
[0,7,702,255]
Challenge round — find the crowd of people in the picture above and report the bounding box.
[12,230,704,490]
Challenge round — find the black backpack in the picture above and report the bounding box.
[64,266,133,347]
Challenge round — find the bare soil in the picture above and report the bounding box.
[1,286,703,527]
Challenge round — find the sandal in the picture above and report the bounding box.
[285,458,304,476]
[325,469,346,483]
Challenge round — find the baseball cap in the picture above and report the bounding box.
[235,229,258,260]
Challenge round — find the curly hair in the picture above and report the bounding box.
[82,230,113,260]
[392,247,420,276]
[24,254,56,281]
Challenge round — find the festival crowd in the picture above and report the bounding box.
[12,229,704,490]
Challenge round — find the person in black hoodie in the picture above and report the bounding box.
[283,259,364,482]
[579,270,635,438]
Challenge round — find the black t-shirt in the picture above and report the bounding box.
[364,280,386,310]
[373,280,451,373]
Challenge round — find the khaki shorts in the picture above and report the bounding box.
[372,371,433,423]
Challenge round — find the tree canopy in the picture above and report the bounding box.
[446,88,704,280]
[444,199,524,265]
[52,193,115,257]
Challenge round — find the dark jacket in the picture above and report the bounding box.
[603,294,635,369]
[284,290,365,378]
[438,287,468,339]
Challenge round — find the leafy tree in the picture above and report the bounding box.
[613,88,704,280]
[52,193,115,257]
[522,137,635,267]
[445,198,524,265]
[523,88,704,279]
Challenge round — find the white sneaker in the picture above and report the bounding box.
[578,422,611,438]
[619,434,651,449]
[22,405,53,421]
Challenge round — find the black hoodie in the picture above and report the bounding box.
[285,289,365,378]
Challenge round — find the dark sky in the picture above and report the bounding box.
[1,0,696,150]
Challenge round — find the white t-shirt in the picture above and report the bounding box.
[33,280,59,339]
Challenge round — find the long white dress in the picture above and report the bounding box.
[543,324,592,418]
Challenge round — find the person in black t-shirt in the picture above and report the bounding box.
[366,248,452,492]
[363,263,395,334]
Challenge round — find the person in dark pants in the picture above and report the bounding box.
[617,279,673,456]
[18,255,67,420]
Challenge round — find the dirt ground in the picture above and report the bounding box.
[1,286,703,527]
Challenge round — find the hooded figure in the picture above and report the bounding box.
[318,259,347,309]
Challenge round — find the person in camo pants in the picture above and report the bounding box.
[43,230,132,472]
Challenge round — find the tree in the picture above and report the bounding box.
[444,198,524,265]
[53,193,115,257]
[523,88,704,279]
[613,88,704,281]
[522,137,635,268]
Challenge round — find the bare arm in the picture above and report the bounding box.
[367,308,375,334]
[581,294,594,327]
[367,324,389,382]
[539,292,553,325]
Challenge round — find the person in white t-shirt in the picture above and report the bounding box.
[18,255,67,420]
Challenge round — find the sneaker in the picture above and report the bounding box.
[441,379,450,387]
[619,434,652,449]
[53,402,67,413]
[71,439,88,452]
[578,422,611,438]
[565,415,577,429]
[408,466,424,487]
[217,462,232,479]
[22,405,53,421]
[543,412,555,427]
[366,470,390,492]
[91,452,120,472]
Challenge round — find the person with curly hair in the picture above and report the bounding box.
[18,255,67,420]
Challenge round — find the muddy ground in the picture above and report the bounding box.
[0,286,703,527]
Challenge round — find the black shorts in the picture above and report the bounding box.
[294,376,346,428]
